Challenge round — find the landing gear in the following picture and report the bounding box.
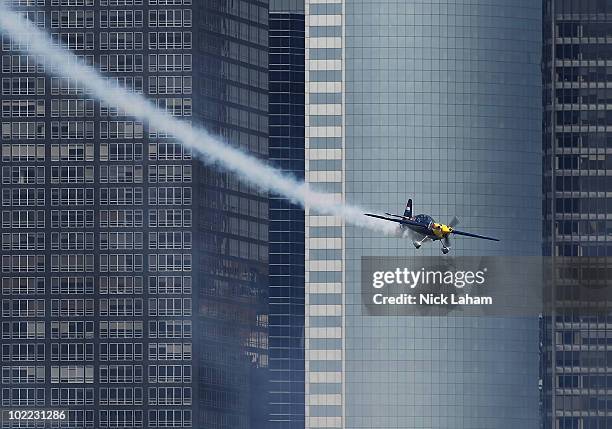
[413,237,427,249]
[441,246,450,254]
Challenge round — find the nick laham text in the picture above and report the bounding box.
[372,293,493,306]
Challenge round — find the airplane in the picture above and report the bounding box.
[364,199,500,254]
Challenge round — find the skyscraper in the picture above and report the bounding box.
[542,1,612,428]
[0,1,268,428]
[268,1,306,428]
[191,2,270,428]
[303,0,542,428]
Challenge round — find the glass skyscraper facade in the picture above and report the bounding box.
[268,1,306,427]
[304,0,542,428]
[542,1,612,428]
[0,1,268,428]
[192,2,270,428]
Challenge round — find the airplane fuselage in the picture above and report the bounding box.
[400,214,452,241]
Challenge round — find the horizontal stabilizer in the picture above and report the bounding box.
[364,213,423,228]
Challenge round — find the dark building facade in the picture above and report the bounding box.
[192,1,270,428]
[0,1,268,428]
[543,0,612,428]
[268,1,305,427]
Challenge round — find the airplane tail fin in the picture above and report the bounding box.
[403,199,412,218]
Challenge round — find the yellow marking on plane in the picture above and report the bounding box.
[431,223,453,239]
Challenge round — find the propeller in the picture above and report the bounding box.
[443,217,459,249]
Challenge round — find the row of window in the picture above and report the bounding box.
[2,367,190,388]
[1,253,194,273]
[50,10,94,28]
[1,122,45,140]
[1,62,189,96]
[1,372,191,394]
[102,9,193,27]
[1,387,45,406]
[2,321,45,339]
[0,343,190,363]
[1,299,44,317]
[51,99,95,117]
[2,299,193,318]
[2,187,195,206]
[1,55,45,74]
[1,366,45,384]
[12,10,45,26]
[148,31,192,50]
[1,275,191,295]
[3,344,44,362]
[32,232,195,250]
[1,165,192,184]
[51,32,95,50]
[1,209,193,229]
[2,75,184,101]
[1,142,189,162]
[1,212,46,233]
[21,6,194,27]
[2,188,45,206]
[100,342,193,361]
[1,320,192,340]
[1,277,45,295]
[0,364,190,386]
[100,10,144,28]
[3,120,191,140]
[2,166,45,184]
[4,232,69,250]
[1,77,45,95]
[1,144,45,161]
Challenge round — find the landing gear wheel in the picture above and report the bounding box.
[441,247,449,254]
[413,242,421,249]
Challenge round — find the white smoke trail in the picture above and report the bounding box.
[0,5,396,235]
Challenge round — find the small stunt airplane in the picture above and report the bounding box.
[365,199,500,254]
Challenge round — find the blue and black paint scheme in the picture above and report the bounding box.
[365,199,500,254]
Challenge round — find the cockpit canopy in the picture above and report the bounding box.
[414,214,434,225]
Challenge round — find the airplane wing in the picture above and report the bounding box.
[451,229,500,242]
[364,213,424,228]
